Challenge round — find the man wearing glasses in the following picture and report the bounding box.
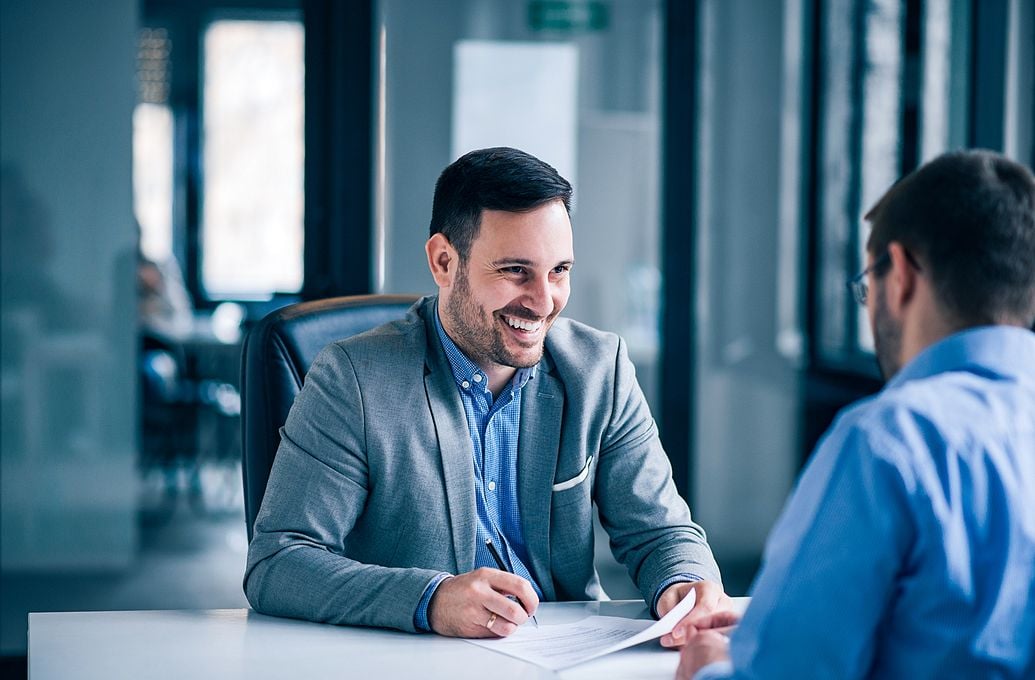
[674,149,1035,679]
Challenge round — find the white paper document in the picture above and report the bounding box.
[465,590,696,670]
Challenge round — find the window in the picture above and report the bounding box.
[813,0,970,370]
[134,103,175,262]
[201,18,305,298]
[134,27,175,262]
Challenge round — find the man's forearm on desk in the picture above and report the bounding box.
[244,542,442,632]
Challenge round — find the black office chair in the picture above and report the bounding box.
[240,294,420,540]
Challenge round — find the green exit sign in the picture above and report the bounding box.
[529,1,610,33]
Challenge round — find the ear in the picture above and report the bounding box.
[425,233,459,288]
[884,241,918,316]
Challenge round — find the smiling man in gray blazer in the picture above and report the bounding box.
[245,147,728,639]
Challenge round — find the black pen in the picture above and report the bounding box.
[485,538,539,627]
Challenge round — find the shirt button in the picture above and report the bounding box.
[473,374,482,383]
[488,481,496,491]
[461,380,470,389]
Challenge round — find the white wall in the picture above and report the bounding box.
[1,0,139,571]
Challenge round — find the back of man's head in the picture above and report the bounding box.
[865,149,1035,329]
[429,147,573,260]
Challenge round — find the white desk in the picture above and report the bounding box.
[29,598,749,679]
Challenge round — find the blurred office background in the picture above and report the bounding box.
[1,0,1032,674]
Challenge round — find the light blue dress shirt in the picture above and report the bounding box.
[698,326,1035,679]
[413,310,544,630]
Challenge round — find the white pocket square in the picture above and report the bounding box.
[552,456,593,492]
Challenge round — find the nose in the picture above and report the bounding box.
[522,272,555,318]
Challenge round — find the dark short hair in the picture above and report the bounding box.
[429,147,573,260]
[864,149,1035,328]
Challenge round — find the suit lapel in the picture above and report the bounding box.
[423,313,477,574]
[518,362,563,601]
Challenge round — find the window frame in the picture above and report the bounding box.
[141,0,375,314]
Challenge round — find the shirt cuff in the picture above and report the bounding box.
[694,660,734,680]
[651,573,702,619]
[413,573,453,632]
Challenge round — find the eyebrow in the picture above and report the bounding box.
[490,258,575,268]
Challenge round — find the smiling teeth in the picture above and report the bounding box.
[505,316,543,332]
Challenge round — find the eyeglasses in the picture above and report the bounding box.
[846,250,921,306]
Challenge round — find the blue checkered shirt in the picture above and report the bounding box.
[413,310,546,631]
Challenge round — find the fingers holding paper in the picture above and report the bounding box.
[427,567,540,638]
[675,629,733,680]
[657,580,737,648]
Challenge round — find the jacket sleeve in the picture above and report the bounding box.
[243,343,442,632]
[593,337,722,601]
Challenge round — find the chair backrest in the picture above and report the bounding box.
[240,294,419,540]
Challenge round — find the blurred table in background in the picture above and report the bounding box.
[139,307,244,520]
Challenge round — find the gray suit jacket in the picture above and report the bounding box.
[244,296,719,632]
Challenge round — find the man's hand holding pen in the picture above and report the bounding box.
[483,538,539,629]
[427,567,539,638]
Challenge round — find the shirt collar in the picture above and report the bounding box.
[432,302,537,393]
[886,325,1035,390]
